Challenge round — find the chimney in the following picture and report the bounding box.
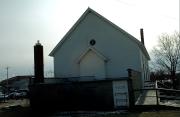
[34,40,44,83]
[140,28,145,45]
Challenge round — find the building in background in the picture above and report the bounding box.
[0,75,32,91]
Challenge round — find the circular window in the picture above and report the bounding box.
[90,39,96,46]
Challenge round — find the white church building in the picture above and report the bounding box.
[48,8,150,108]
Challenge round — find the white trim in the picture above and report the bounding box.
[77,47,108,64]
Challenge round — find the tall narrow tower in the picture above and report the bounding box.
[34,40,44,83]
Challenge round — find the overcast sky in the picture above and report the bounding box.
[0,0,179,80]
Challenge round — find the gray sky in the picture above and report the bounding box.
[0,0,179,80]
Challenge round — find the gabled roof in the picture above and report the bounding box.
[49,7,150,60]
[77,47,108,63]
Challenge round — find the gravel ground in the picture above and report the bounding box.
[0,99,29,109]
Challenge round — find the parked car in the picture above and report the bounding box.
[8,90,28,99]
[8,92,20,99]
[19,91,28,98]
[0,92,8,102]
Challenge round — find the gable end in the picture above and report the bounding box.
[49,8,150,60]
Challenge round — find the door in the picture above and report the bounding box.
[79,50,105,80]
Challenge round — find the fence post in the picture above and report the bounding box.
[127,69,135,108]
[155,80,159,105]
[156,89,159,105]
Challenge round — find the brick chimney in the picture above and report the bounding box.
[140,28,145,45]
[34,40,44,83]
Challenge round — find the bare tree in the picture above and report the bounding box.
[152,31,180,89]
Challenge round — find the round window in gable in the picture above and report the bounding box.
[90,39,96,46]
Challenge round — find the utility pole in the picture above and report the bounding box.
[6,67,9,95]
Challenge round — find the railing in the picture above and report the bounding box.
[134,88,159,105]
[134,88,180,107]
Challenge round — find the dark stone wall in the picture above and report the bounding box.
[29,81,114,111]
